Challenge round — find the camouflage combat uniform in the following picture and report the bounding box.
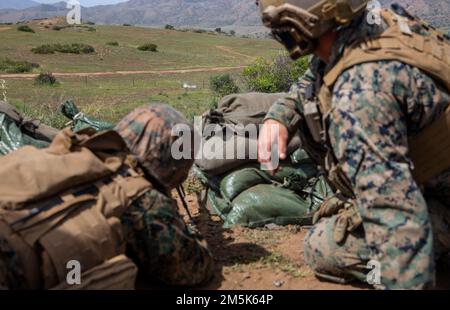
[121,189,213,286]
[0,190,213,289]
[0,105,213,289]
[265,13,450,289]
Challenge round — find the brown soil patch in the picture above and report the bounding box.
[0,66,245,79]
[171,189,450,290]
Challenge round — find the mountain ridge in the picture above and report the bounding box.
[0,0,448,29]
[0,0,39,10]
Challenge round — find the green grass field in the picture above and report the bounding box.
[0,20,282,126]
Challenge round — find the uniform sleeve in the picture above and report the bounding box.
[122,189,214,286]
[328,60,443,289]
[264,68,316,132]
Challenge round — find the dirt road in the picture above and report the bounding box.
[0,65,246,79]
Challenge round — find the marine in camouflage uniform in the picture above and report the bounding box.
[0,105,213,289]
[116,105,214,286]
[261,6,450,288]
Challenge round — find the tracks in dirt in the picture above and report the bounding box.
[0,66,246,79]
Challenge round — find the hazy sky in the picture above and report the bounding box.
[34,0,130,7]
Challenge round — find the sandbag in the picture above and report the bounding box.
[60,100,114,132]
[219,164,317,202]
[205,92,287,128]
[195,92,303,176]
[223,184,313,228]
[222,176,333,228]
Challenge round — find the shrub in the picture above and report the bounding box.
[0,58,39,73]
[123,23,132,27]
[87,27,96,32]
[137,43,158,52]
[32,43,95,54]
[31,44,55,54]
[85,21,96,25]
[242,55,309,93]
[35,72,57,86]
[165,24,175,30]
[215,27,222,33]
[52,25,64,31]
[106,41,119,46]
[17,25,35,33]
[210,74,240,97]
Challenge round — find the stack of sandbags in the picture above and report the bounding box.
[194,93,334,228]
[196,149,332,228]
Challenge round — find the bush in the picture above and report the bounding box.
[32,43,95,54]
[17,25,35,33]
[165,24,175,30]
[31,44,55,54]
[123,23,132,27]
[210,74,240,97]
[0,58,39,73]
[35,72,57,86]
[106,41,119,46]
[52,25,64,31]
[87,27,96,32]
[242,55,309,93]
[137,43,158,52]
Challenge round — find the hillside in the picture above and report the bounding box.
[0,21,280,125]
[1,0,449,28]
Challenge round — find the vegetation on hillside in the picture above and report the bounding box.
[32,43,95,55]
[17,25,35,33]
[137,43,158,52]
[35,72,58,86]
[242,56,309,93]
[210,74,240,98]
[0,58,39,73]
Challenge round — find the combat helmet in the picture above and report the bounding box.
[257,0,369,59]
[115,104,195,191]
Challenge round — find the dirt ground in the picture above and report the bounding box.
[172,190,450,290]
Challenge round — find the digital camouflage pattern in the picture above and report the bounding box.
[121,188,214,286]
[0,104,213,289]
[115,104,194,190]
[265,10,450,289]
[0,237,26,289]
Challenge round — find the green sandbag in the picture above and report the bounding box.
[291,148,314,165]
[219,164,317,202]
[220,167,272,201]
[0,113,49,156]
[60,100,114,132]
[224,184,313,228]
[304,176,334,213]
